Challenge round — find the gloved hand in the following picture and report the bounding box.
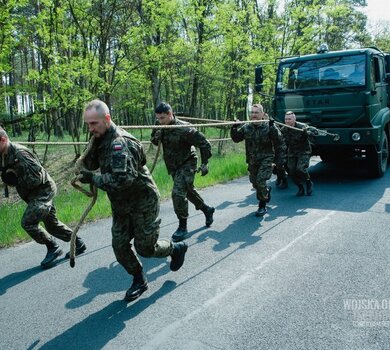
[231,119,240,129]
[1,169,18,187]
[199,163,209,176]
[153,129,162,141]
[269,118,274,127]
[79,170,94,184]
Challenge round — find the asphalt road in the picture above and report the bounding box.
[1,157,390,350]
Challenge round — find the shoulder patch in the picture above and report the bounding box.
[113,143,123,151]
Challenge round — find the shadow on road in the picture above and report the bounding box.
[0,266,42,295]
[197,212,262,251]
[39,280,177,350]
[66,254,172,309]
[307,159,389,213]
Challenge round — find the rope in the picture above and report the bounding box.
[14,118,340,146]
[272,120,340,140]
[69,137,98,268]
[149,140,161,174]
[69,179,97,268]
[18,141,89,145]
[178,116,226,123]
[17,138,232,146]
[121,119,340,140]
[121,120,245,129]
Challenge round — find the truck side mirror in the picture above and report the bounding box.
[255,65,263,92]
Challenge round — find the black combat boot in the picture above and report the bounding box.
[278,177,288,189]
[65,237,87,259]
[172,218,188,242]
[170,241,188,271]
[201,204,215,227]
[275,176,282,186]
[255,200,267,217]
[125,270,148,302]
[306,180,313,196]
[296,184,305,196]
[41,240,63,268]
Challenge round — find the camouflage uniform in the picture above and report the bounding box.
[151,117,212,220]
[1,143,72,244]
[80,123,172,275]
[280,122,312,186]
[231,121,286,202]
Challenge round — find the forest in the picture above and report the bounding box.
[1,0,390,152]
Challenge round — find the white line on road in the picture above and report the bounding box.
[141,209,336,350]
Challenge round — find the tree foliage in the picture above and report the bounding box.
[1,0,384,147]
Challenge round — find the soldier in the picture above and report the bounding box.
[231,104,286,216]
[0,127,86,268]
[151,102,215,242]
[77,99,188,302]
[280,111,314,196]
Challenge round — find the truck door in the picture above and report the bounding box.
[369,55,387,120]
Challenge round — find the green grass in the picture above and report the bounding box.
[0,150,248,247]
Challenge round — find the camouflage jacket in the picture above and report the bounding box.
[1,143,55,203]
[150,117,212,175]
[280,122,312,156]
[80,123,159,214]
[231,121,286,165]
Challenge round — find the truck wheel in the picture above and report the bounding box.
[368,131,388,177]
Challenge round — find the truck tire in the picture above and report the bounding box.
[368,131,388,177]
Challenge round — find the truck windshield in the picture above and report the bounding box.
[276,54,366,92]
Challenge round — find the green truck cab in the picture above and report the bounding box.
[255,45,390,177]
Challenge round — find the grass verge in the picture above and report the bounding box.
[0,151,247,247]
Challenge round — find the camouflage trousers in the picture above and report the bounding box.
[287,154,311,185]
[273,153,287,180]
[248,156,274,202]
[21,200,72,244]
[171,162,205,220]
[274,163,288,180]
[111,192,172,276]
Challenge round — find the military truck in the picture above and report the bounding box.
[255,45,390,177]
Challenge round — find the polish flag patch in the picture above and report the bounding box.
[113,144,123,151]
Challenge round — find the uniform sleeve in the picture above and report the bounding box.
[185,128,212,164]
[151,121,162,146]
[91,138,141,192]
[77,138,100,171]
[15,150,45,188]
[306,126,319,143]
[270,125,287,164]
[230,124,245,143]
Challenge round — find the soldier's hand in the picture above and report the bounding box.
[79,170,94,184]
[269,119,275,127]
[1,168,18,187]
[153,129,162,140]
[199,163,209,176]
[231,119,240,129]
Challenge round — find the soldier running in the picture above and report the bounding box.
[231,104,286,216]
[0,127,86,268]
[280,110,315,196]
[77,99,188,302]
[151,102,215,242]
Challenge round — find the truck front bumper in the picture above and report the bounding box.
[314,127,382,146]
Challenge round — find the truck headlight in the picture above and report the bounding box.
[351,132,361,141]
